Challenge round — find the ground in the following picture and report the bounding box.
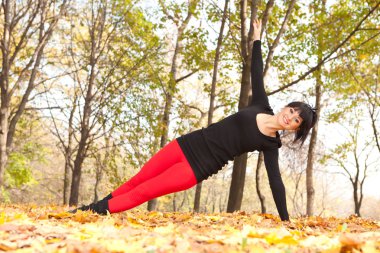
[0,205,379,252]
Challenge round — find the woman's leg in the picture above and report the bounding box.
[69,139,197,214]
[111,140,189,197]
[109,161,197,213]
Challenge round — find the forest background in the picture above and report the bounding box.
[0,0,379,220]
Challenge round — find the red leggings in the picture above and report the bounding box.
[108,140,198,213]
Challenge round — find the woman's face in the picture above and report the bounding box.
[278,107,303,130]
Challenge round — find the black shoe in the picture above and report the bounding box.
[68,204,90,214]
[68,198,109,215]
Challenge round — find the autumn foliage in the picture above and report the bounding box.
[0,205,379,252]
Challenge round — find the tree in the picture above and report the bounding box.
[228,0,296,212]
[327,19,380,154]
[44,0,159,205]
[253,0,274,215]
[0,0,68,192]
[319,0,380,216]
[305,0,325,216]
[226,0,257,213]
[193,0,229,213]
[148,0,207,210]
[322,113,378,216]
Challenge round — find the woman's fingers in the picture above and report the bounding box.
[253,19,261,28]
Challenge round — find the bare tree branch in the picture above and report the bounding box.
[176,69,199,83]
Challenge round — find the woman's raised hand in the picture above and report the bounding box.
[253,19,262,41]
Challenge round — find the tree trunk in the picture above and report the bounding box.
[179,191,187,211]
[353,179,360,216]
[354,189,360,216]
[63,94,77,205]
[69,146,85,205]
[305,102,319,216]
[69,66,94,205]
[305,74,321,215]
[226,72,250,211]
[353,147,362,217]
[0,103,9,188]
[193,184,202,212]
[227,153,248,212]
[226,63,251,212]
[306,0,325,216]
[255,152,266,213]
[149,1,199,211]
[63,148,72,205]
[148,91,173,211]
[0,0,11,188]
[227,0,259,212]
[94,153,101,203]
[172,193,177,211]
[193,0,229,213]
[306,85,321,215]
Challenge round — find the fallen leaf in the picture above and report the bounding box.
[339,233,363,251]
[48,212,73,219]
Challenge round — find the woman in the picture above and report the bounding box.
[70,20,317,221]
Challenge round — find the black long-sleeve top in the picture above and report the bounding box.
[177,40,289,221]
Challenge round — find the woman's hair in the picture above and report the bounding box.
[286,101,318,145]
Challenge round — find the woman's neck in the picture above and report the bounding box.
[258,114,284,136]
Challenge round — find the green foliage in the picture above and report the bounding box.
[4,108,48,188]
[324,0,380,124]
[5,135,48,189]
[4,141,47,188]
[1,187,11,203]
[182,27,213,71]
[5,152,37,188]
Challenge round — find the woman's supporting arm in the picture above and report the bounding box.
[263,148,290,221]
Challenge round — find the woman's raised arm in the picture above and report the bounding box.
[250,19,269,106]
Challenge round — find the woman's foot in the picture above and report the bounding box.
[68,195,111,215]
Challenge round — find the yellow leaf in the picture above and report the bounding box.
[47,212,73,219]
[265,228,298,245]
[127,216,145,226]
[174,213,192,222]
[207,215,221,222]
[246,230,265,239]
[336,223,348,232]
[205,238,225,245]
[45,238,63,244]
[0,242,17,251]
[147,211,162,218]
[0,212,5,225]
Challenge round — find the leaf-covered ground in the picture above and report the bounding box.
[0,205,379,252]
